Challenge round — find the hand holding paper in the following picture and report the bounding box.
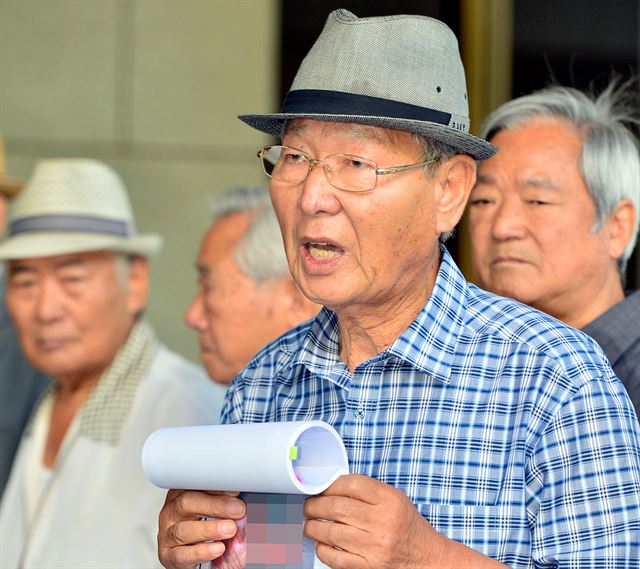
[157,489,245,569]
[146,421,348,569]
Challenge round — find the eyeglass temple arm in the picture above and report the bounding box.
[376,160,435,176]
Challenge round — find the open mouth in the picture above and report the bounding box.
[305,241,344,260]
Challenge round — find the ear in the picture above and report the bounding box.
[605,198,637,260]
[126,256,150,316]
[434,155,477,235]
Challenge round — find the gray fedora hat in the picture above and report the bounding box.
[0,158,162,260]
[240,9,496,160]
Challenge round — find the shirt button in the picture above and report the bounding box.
[354,408,365,419]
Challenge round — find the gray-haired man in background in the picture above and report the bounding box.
[185,186,319,384]
[468,83,640,416]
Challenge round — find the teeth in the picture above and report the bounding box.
[308,243,341,259]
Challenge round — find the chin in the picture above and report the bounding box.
[34,362,84,379]
[207,363,237,384]
[297,277,349,307]
[494,284,538,306]
[211,373,234,385]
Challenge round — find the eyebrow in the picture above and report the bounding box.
[283,122,305,137]
[475,173,494,185]
[54,258,90,270]
[475,173,560,191]
[8,257,92,278]
[8,263,34,276]
[516,177,560,191]
[195,263,209,276]
[345,124,385,143]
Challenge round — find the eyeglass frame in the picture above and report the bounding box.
[256,144,439,193]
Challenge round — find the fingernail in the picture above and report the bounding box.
[220,520,236,536]
[209,542,225,556]
[227,499,245,515]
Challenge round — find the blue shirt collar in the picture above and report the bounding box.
[290,248,468,385]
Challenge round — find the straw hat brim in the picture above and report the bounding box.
[239,112,497,161]
[0,232,162,260]
[0,175,24,198]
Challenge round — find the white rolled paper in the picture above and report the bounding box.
[142,420,349,495]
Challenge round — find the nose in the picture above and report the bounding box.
[34,277,65,323]
[298,160,342,216]
[491,196,528,242]
[184,290,207,331]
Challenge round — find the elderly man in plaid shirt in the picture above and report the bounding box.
[158,10,640,569]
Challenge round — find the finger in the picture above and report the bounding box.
[304,494,370,528]
[304,518,367,553]
[164,518,239,547]
[164,490,246,521]
[315,541,366,569]
[159,540,226,569]
[320,473,385,504]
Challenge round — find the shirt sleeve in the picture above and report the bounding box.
[526,375,640,567]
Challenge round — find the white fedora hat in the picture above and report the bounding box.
[0,158,162,260]
[240,9,497,160]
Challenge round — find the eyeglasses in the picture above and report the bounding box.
[257,145,437,193]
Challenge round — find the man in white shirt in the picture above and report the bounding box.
[0,158,225,569]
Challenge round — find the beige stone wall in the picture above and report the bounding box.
[0,0,278,363]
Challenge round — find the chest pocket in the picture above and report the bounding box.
[416,502,534,568]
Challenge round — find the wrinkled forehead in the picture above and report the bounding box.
[283,118,416,148]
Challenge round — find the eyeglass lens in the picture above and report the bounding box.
[260,146,377,192]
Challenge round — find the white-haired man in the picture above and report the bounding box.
[0,158,225,568]
[468,83,640,416]
[185,185,319,383]
[0,138,48,500]
[158,10,640,569]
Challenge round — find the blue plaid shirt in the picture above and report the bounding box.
[222,250,640,568]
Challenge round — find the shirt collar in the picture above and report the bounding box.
[290,248,468,385]
[78,319,158,444]
[386,249,467,382]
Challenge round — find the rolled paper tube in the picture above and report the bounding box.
[142,420,349,495]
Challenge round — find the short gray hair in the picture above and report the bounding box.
[412,133,460,243]
[479,81,640,275]
[208,186,289,283]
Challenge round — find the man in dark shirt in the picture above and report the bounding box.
[582,291,639,408]
[468,83,640,417]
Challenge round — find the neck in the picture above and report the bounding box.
[44,372,101,468]
[336,261,439,372]
[55,370,103,397]
[549,272,625,330]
